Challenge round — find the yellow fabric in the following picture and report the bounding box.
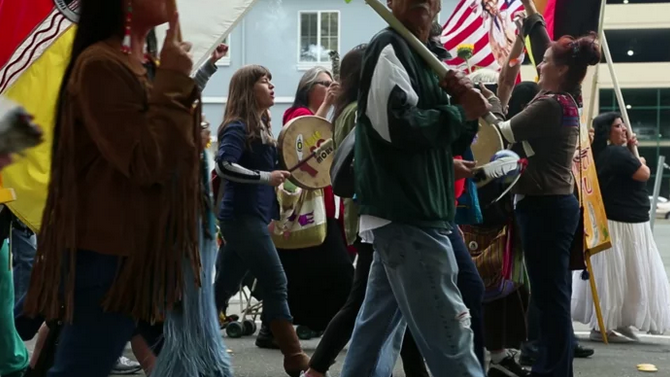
[524,36,539,82]
[1,26,76,232]
[572,125,612,256]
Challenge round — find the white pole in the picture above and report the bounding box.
[650,155,665,231]
[601,33,640,158]
[586,0,608,126]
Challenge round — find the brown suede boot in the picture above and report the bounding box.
[270,319,310,377]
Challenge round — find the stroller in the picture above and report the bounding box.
[221,272,264,338]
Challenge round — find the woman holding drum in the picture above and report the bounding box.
[213,65,310,377]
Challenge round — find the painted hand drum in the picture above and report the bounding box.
[471,119,504,168]
[278,115,335,190]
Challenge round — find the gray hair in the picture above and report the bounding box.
[292,66,333,108]
[467,68,499,85]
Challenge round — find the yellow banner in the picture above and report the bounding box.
[572,117,612,256]
[1,26,76,232]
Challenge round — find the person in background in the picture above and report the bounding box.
[256,66,354,351]
[484,0,601,369]
[571,112,670,341]
[213,64,310,377]
[515,0,596,369]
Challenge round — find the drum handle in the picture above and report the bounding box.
[365,0,500,128]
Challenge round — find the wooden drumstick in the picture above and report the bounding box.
[288,138,334,173]
[166,0,183,42]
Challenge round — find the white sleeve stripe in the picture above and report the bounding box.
[366,44,419,143]
[499,120,516,143]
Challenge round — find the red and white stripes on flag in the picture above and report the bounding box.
[441,0,524,73]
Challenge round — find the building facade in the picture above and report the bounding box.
[201,0,458,137]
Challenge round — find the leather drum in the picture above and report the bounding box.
[278,115,335,190]
[471,119,504,168]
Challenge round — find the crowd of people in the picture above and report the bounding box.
[1,0,669,377]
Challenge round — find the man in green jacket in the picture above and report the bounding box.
[339,0,490,376]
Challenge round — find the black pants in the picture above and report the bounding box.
[309,242,428,377]
[516,195,579,377]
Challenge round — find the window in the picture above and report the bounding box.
[217,35,231,67]
[602,29,670,63]
[599,88,670,140]
[298,11,340,67]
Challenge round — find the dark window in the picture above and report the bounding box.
[602,29,670,63]
[598,88,670,141]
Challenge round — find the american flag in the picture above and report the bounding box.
[441,0,525,73]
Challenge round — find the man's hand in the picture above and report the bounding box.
[454,159,477,180]
[456,89,492,121]
[478,83,496,100]
[439,70,473,98]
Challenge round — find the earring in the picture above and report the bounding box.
[121,1,132,54]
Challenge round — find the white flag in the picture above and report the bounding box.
[156,0,259,72]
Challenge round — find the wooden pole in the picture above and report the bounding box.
[586,0,607,128]
[585,256,608,344]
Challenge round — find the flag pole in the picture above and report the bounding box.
[586,0,607,128]
[601,34,638,158]
[583,0,612,346]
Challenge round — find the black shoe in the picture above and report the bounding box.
[574,343,595,358]
[488,353,530,377]
[255,323,279,349]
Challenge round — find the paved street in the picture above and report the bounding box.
[24,221,670,376]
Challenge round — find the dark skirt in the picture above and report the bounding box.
[276,218,354,331]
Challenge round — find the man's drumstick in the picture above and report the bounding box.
[166,0,183,42]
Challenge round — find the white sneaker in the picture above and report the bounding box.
[111,356,142,375]
[616,326,640,341]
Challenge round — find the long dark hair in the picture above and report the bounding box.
[332,44,367,122]
[591,111,621,162]
[220,65,275,146]
[52,0,124,158]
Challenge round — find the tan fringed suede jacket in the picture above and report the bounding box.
[24,38,203,322]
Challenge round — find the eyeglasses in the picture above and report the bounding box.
[315,81,332,88]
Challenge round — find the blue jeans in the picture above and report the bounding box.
[214,215,292,323]
[449,226,486,371]
[47,250,163,377]
[10,219,36,304]
[340,223,484,377]
[516,195,579,377]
